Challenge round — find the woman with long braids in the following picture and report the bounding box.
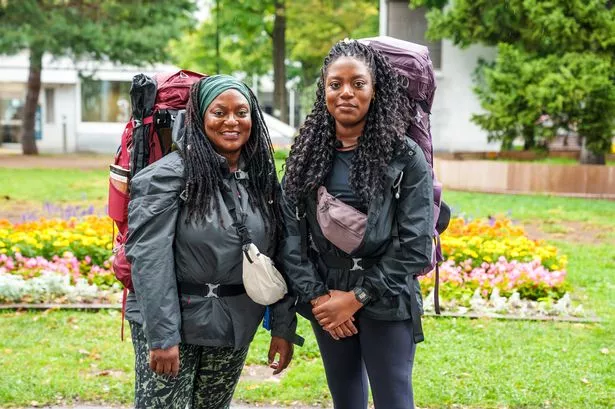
[282,40,434,409]
[124,75,299,409]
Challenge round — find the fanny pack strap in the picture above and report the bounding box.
[319,253,379,271]
[178,281,246,298]
[220,172,252,246]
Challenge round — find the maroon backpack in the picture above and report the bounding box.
[107,70,206,333]
[360,36,450,312]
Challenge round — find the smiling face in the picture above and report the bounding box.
[324,56,375,129]
[203,89,252,156]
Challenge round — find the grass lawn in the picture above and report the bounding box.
[0,169,108,203]
[0,168,614,408]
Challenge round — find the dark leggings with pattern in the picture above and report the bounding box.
[311,315,417,409]
[130,321,249,409]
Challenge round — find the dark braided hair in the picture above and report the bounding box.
[181,79,282,235]
[284,40,413,206]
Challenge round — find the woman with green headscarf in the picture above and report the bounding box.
[124,75,300,409]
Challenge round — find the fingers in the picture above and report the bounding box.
[273,346,293,375]
[311,294,331,307]
[268,342,277,365]
[312,304,326,315]
[163,360,172,376]
[325,320,344,331]
[325,319,358,341]
[269,337,293,375]
[333,326,347,339]
[149,346,180,377]
[149,351,157,372]
[170,355,180,377]
[339,320,357,337]
[326,328,340,340]
[317,317,331,327]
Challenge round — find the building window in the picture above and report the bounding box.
[387,2,442,70]
[0,83,25,143]
[81,79,131,123]
[45,88,55,124]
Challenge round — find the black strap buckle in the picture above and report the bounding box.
[204,283,220,298]
[234,170,249,180]
[236,224,251,245]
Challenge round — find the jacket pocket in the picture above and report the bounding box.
[179,295,234,344]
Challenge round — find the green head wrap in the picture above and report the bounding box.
[198,74,254,119]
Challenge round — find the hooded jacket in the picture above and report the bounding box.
[281,138,434,327]
[124,149,298,351]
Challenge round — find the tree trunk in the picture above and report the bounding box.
[272,0,288,123]
[579,137,606,165]
[522,125,536,151]
[21,48,43,155]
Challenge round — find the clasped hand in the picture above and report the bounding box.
[312,290,363,340]
[149,345,180,377]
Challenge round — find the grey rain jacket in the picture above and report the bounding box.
[124,150,298,351]
[281,138,434,323]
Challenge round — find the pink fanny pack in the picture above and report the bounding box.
[316,186,367,254]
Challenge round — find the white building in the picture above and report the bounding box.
[380,0,499,152]
[0,53,295,154]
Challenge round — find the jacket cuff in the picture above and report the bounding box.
[271,328,305,347]
[302,285,329,304]
[147,332,181,350]
[360,279,381,303]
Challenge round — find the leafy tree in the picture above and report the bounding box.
[0,0,196,155]
[287,0,378,84]
[412,0,615,163]
[175,1,288,120]
[175,0,378,123]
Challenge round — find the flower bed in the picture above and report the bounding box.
[419,217,575,316]
[0,214,578,316]
[0,216,117,304]
[0,216,113,265]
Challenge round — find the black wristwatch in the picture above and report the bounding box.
[352,286,371,305]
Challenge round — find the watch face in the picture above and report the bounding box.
[354,288,369,304]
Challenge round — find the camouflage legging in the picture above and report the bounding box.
[130,321,249,409]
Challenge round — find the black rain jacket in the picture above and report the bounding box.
[125,150,298,351]
[281,138,434,332]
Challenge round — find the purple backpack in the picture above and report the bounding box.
[360,36,451,312]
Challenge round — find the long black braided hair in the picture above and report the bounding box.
[284,40,413,206]
[181,78,282,236]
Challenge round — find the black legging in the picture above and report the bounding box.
[311,315,417,409]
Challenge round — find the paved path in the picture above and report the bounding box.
[26,405,324,409]
[0,153,112,170]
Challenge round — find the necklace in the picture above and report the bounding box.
[335,140,359,151]
[336,143,358,152]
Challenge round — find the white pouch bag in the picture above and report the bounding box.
[242,243,287,305]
